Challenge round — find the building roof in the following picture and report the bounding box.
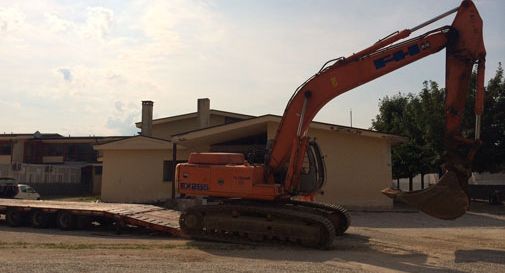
[172,114,407,145]
[0,132,127,145]
[93,135,176,151]
[0,132,63,140]
[135,109,255,128]
[41,136,125,144]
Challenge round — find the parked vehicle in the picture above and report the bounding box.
[0,177,40,200]
[468,173,505,204]
[0,177,18,198]
[15,184,41,200]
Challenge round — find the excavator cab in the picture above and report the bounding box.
[298,140,326,194]
[269,139,326,195]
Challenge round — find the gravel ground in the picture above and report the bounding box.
[0,202,504,273]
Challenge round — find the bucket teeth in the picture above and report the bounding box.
[382,170,469,220]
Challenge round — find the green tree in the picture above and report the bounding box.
[416,81,445,170]
[372,64,505,189]
[474,63,505,172]
[372,93,425,189]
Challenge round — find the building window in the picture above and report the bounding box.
[94,166,103,175]
[46,144,64,156]
[0,143,11,155]
[163,160,185,182]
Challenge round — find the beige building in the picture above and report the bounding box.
[95,99,404,209]
[94,136,177,203]
[1,133,120,196]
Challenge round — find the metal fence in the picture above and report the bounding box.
[0,163,81,184]
[0,163,89,196]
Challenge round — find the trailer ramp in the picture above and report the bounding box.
[0,199,181,236]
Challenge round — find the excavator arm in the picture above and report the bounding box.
[266,0,485,219]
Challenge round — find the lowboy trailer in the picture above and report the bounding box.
[0,198,181,235]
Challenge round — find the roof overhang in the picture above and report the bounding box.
[41,137,124,144]
[94,135,177,151]
[135,109,255,128]
[172,115,407,146]
[173,117,269,145]
[0,136,33,141]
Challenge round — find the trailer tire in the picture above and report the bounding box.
[489,192,501,205]
[76,216,92,230]
[6,209,25,227]
[30,210,51,228]
[56,211,76,230]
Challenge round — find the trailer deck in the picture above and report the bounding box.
[0,198,181,236]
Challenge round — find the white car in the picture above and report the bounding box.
[15,184,41,200]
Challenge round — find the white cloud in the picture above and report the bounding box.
[84,7,114,39]
[0,0,502,136]
[45,12,74,33]
[106,100,139,135]
[0,7,25,33]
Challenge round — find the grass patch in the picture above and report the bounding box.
[44,195,101,202]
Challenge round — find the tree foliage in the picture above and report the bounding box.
[474,63,505,172]
[372,63,505,179]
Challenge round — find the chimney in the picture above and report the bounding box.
[197,98,210,129]
[141,100,153,136]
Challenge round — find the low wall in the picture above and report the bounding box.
[27,183,90,197]
[0,163,91,197]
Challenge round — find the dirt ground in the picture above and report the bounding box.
[0,202,504,273]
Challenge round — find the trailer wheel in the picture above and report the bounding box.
[30,210,51,228]
[76,216,92,230]
[56,211,76,230]
[6,209,25,227]
[489,192,501,205]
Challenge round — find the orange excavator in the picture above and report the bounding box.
[176,0,486,248]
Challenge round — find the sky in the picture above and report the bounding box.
[1,0,504,136]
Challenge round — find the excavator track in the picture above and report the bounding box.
[284,200,351,235]
[179,201,350,249]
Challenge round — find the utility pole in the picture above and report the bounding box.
[350,108,353,127]
[171,143,177,200]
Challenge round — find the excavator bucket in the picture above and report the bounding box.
[381,0,485,221]
[382,170,469,220]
